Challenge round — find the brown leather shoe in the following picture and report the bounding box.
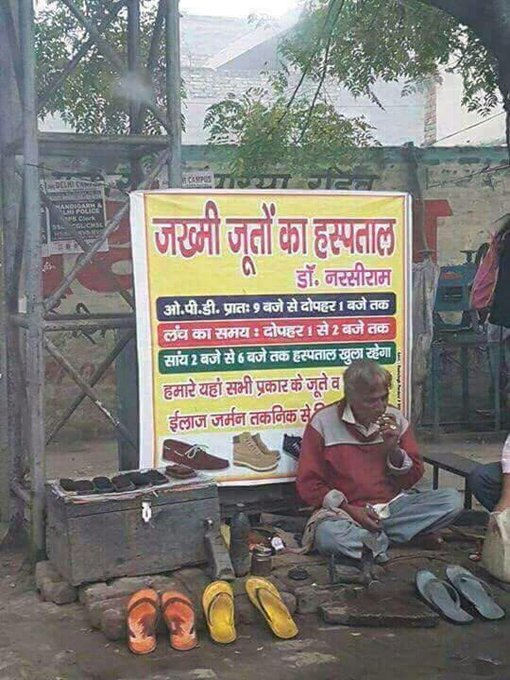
[163,439,229,470]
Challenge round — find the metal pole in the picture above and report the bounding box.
[37,0,127,113]
[127,0,143,188]
[59,0,172,134]
[165,0,182,187]
[44,338,137,450]
[0,0,23,537]
[43,147,170,312]
[127,0,141,133]
[39,190,135,309]
[136,0,166,131]
[19,0,45,557]
[0,2,23,99]
[46,329,135,444]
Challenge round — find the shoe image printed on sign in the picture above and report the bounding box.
[283,434,302,460]
[233,432,280,473]
[162,438,230,470]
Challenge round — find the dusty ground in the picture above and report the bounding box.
[0,431,506,680]
[2,536,510,680]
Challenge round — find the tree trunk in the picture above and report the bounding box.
[417,0,510,159]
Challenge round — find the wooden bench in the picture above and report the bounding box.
[423,451,479,510]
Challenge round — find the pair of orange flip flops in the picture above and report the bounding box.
[127,588,197,655]
[203,577,298,643]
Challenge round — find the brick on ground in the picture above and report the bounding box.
[79,576,152,608]
[35,561,77,605]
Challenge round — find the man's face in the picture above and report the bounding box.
[349,378,389,426]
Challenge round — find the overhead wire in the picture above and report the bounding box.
[429,111,505,145]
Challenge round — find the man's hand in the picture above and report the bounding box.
[344,504,381,532]
[494,497,510,513]
[378,414,400,454]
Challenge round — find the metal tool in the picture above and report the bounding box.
[328,534,379,587]
[204,518,235,581]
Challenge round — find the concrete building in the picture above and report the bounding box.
[424,70,505,147]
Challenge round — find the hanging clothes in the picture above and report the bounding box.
[489,231,510,328]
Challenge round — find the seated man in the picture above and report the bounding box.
[469,435,510,512]
[296,359,462,562]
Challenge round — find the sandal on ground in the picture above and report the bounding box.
[416,570,473,624]
[245,576,298,639]
[446,565,505,621]
[161,590,198,651]
[202,581,236,644]
[126,588,159,654]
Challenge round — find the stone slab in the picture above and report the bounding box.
[294,585,342,614]
[320,584,439,628]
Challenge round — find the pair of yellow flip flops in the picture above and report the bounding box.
[202,576,298,644]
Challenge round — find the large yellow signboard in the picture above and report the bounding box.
[130,190,412,485]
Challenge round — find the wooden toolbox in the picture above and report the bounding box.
[45,474,220,586]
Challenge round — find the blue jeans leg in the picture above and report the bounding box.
[468,462,502,511]
[381,489,463,544]
[314,518,390,562]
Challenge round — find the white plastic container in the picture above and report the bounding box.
[482,508,510,582]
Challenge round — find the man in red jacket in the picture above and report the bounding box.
[296,359,462,562]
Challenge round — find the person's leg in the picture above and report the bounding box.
[381,488,463,544]
[468,462,503,511]
[314,517,390,562]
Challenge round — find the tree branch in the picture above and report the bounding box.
[409,0,484,29]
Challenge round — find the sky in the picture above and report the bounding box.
[180,0,299,17]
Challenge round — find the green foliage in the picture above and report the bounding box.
[35,0,170,135]
[204,73,377,174]
[206,0,502,171]
[282,0,499,115]
[35,0,502,157]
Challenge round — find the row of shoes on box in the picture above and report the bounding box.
[162,433,303,473]
[59,465,197,495]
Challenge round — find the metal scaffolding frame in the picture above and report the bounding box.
[0,0,182,557]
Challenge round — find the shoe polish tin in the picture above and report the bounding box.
[251,545,273,576]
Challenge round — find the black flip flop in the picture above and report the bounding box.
[416,570,473,624]
[446,565,505,621]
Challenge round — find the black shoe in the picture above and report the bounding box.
[111,474,136,492]
[74,479,95,495]
[59,478,76,493]
[93,476,115,493]
[283,434,302,460]
[142,470,168,485]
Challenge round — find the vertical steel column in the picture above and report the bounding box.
[19,0,45,556]
[0,0,22,534]
[127,0,143,187]
[165,0,182,187]
[127,0,141,133]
